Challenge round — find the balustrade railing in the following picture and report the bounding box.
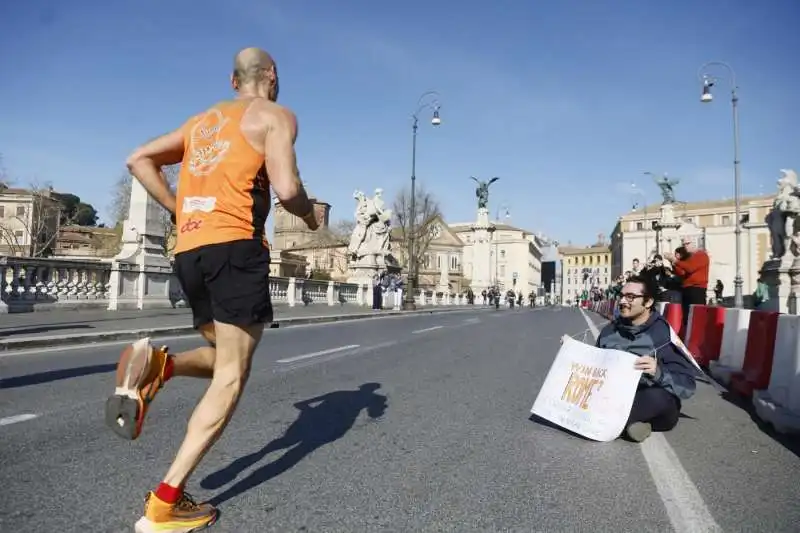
[0,256,476,313]
[0,256,375,313]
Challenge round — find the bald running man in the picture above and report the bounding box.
[104,48,319,532]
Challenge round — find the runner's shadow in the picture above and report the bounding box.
[205,382,388,506]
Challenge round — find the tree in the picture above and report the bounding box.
[109,164,180,254]
[0,182,65,257]
[328,219,355,240]
[391,184,442,271]
[52,192,98,226]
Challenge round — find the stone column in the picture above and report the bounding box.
[107,179,173,310]
[470,208,496,295]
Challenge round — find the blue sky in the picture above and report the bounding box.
[0,0,797,246]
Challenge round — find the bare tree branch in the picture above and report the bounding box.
[391,184,442,270]
[109,164,180,254]
[328,219,355,240]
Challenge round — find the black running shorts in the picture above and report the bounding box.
[174,239,273,329]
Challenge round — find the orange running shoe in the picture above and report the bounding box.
[105,337,170,440]
[134,492,218,533]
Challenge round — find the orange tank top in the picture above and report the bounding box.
[174,99,270,254]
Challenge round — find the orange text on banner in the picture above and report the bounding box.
[560,362,608,410]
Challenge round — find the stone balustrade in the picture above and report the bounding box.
[0,256,475,313]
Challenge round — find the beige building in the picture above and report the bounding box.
[272,195,544,294]
[270,196,333,279]
[449,221,544,295]
[0,186,62,257]
[53,225,119,259]
[559,239,612,304]
[610,195,774,299]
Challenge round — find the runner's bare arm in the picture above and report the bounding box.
[126,129,183,215]
[264,108,317,230]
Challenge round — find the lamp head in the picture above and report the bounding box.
[701,78,714,103]
[431,108,441,126]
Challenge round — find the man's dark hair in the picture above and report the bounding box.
[625,274,658,307]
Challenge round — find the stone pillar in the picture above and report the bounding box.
[327,280,335,305]
[287,277,297,306]
[107,179,173,311]
[470,208,496,295]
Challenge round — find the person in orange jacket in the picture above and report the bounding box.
[664,238,709,328]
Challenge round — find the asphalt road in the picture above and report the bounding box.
[1,307,799,532]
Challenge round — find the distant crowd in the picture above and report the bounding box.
[604,237,769,324]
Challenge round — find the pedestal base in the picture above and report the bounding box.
[107,253,174,311]
[760,256,800,313]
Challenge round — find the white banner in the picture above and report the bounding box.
[668,325,703,373]
[530,336,643,442]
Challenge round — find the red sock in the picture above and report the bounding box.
[155,482,182,504]
[163,356,175,382]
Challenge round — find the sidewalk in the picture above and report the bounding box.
[0,304,480,351]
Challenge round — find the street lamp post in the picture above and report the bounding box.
[699,61,743,308]
[403,91,442,311]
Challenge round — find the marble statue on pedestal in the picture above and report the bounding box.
[347,188,394,270]
[766,169,800,260]
[758,169,800,314]
[470,176,499,210]
[653,174,680,205]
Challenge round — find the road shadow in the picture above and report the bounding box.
[204,382,388,506]
[720,390,800,460]
[0,363,116,389]
[0,324,94,338]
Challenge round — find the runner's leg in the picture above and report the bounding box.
[162,321,263,487]
[170,323,217,379]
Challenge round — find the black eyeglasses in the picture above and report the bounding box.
[619,293,645,302]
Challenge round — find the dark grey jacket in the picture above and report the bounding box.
[595,311,698,402]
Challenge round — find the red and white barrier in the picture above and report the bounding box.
[753,315,800,434]
[588,300,800,433]
[709,308,753,385]
[684,304,726,367]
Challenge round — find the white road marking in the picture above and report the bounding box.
[276,344,360,364]
[0,310,487,358]
[462,317,481,325]
[274,340,399,373]
[412,326,444,334]
[579,309,722,533]
[0,413,40,426]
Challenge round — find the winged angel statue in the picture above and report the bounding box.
[470,176,500,210]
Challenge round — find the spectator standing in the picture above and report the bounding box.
[664,238,709,327]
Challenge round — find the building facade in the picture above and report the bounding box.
[272,197,545,295]
[559,239,612,304]
[0,186,61,257]
[450,222,544,296]
[610,195,773,299]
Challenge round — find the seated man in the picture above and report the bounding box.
[595,275,698,442]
